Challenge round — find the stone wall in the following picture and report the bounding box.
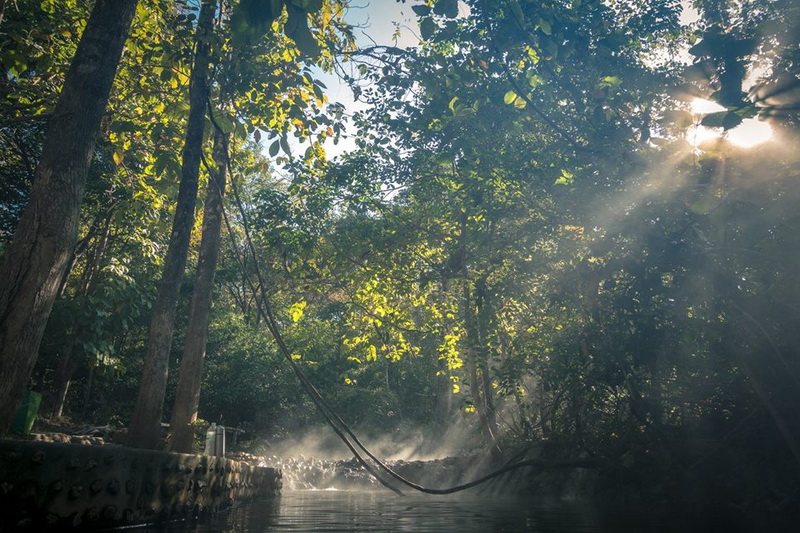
[0,439,281,530]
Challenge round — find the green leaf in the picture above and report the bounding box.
[215,114,236,134]
[599,75,622,88]
[527,72,545,89]
[280,135,291,155]
[297,0,323,13]
[700,111,729,128]
[269,139,280,157]
[313,83,324,101]
[538,18,552,35]
[150,124,163,143]
[554,169,574,185]
[503,90,518,105]
[433,0,459,18]
[420,17,437,40]
[231,0,283,45]
[285,4,321,56]
[508,0,526,27]
[412,5,431,16]
[448,96,459,112]
[155,153,168,176]
[721,112,743,130]
[732,103,758,120]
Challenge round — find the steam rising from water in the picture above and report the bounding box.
[263,418,482,462]
[256,421,493,491]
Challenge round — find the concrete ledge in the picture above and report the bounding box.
[0,439,281,530]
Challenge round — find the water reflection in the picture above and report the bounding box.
[141,490,743,533]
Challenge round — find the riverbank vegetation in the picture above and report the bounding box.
[2,0,799,515]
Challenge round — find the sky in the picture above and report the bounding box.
[345,0,421,48]
[308,1,470,159]
[306,1,421,159]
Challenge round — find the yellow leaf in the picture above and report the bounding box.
[112,151,124,166]
[289,301,307,322]
[365,345,377,362]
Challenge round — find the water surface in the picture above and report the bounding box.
[141,489,747,532]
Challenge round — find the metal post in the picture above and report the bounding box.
[204,423,216,455]
[215,425,225,457]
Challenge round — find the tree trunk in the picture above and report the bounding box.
[79,213,113,294]
[81,359,96,417]
[454,206,502,458]
[168,129,229,453]
[463,280,503,460]
[433,357,453,431]
[0,0,139,435]
[51,347,78,419]
[475,277,501,445]
[127,0,216,449]
[51,209,115,419]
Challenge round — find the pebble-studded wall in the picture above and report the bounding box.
[0,439,281,530]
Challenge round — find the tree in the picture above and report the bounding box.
[43,0,208,421]
[168,129,229,453]
[129,0,354,448]
[128,0,217,449]
[0,0,140,435]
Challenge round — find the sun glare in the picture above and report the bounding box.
[726,118,773,148]
[688,98,773,149]
[691,98,727,115]
[690,125,721,147]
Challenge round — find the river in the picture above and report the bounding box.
[128,454,786,532]
[136,489,753,532]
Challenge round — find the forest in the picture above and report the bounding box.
[1,0,799,516]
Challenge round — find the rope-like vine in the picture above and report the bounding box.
[204,102,597,496]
